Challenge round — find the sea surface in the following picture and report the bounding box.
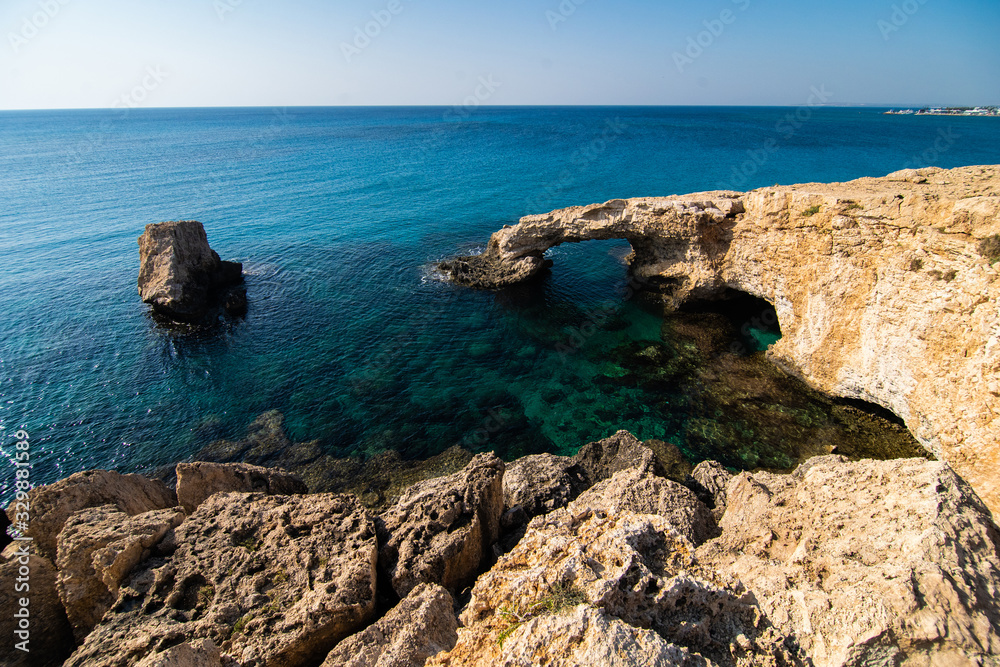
[2,106,999,502]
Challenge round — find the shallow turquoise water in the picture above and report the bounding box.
[1,106,998,500]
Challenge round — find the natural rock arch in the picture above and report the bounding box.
[440,166,1000,516]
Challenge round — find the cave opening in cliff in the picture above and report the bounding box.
[679,289,782,356]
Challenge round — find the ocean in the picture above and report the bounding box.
[2,106,998,502]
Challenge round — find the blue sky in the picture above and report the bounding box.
[1,0,997,109]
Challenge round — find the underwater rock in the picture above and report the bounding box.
[428,509,803,667]
[321,583,458,667]
[0,552,75,667]
[137,220,245,323]
[696,456,1000,666]
[5,469,177,562]
[444,165,1000,516]
[378,453,504,598]
[56,505,185,641]
[65,492,378,667]
[567,468,716,546]
[175,461,307,513]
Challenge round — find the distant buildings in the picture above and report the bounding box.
[885,106,999,116]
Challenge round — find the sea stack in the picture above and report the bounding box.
[137,220,247,323]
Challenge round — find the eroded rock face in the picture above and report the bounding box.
[567,468,716,546]
[691,460,733,521]
[431,509,803,667]
[66,492,378,667]
[0,551,75,667]
[378,452,504,598]
[321,582,458,667]
[175,461,307,513]
[696,456,1000,666]
[5,469,177,562]
[441,166,1000,516]
[56,505,186,640]
[488,605,711,667]
[137,220,245,322]
[134,639,222,667]
[502,453,587,522]
[572,429,661,485]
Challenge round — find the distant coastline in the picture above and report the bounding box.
[885,106,999,117]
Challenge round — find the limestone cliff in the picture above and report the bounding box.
[440,165,1000,516]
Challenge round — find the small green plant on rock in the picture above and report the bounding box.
[494,583,588,648]
[802,205,821,217]
[978,235,1000,265]
[909,258,923,272]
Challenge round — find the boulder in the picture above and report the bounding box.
[65,492,378,667]
[572,430,661,485]
[690,460,733,521]
[5,469,176,562]
[175,461,307,513]
[321,583,458,667]
[0,549,75,667]
[378,452,504,598]
[137,220,245,322]
[567,468,716,545]
[487,605,710,667]
[134,639,223,667]
[56,505,185,640]
[502,453,586,522]
[431,509,803,667]
[696,456,1000,666]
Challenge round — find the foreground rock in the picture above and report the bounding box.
[0,551,75,666]
[441,165,1000,516]
[321,583,458,667]
[175,461,307,513]
[4,469,176,562]
[66,492,378,667]
[501,453,587,526]
[429,509,802,667]
[567,467,716,545]
[690,460,733,521]
[56,505,185,640]
[137,220,246,322]
[697,456,1000,665]
[378,453,504,598]
[490,605,710,667]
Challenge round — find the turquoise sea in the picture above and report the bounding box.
[2,106,999,502]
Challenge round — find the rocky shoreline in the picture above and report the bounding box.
[3,433,999,666]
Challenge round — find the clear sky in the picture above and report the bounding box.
[1,0,998,110]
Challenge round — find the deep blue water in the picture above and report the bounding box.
[2,106,998,501]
